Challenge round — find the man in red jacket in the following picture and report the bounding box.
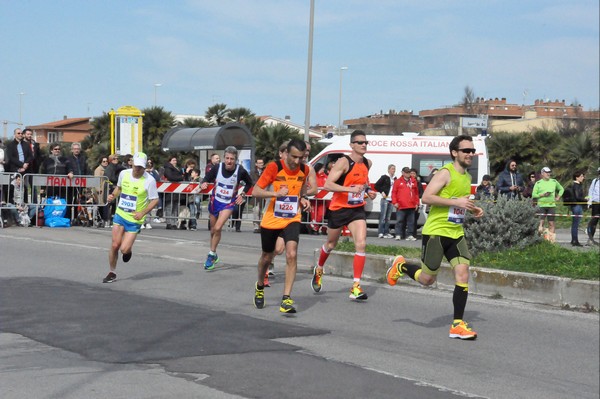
[392,166,419,241]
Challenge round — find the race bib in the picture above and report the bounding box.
[447,205,466,224]
[347,188,365,205]
[118,194,137,213]
[215,181,235,203]
[274,196,299,218]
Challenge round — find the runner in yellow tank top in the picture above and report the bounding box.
[102,152,159,284]
[386,135,485,340]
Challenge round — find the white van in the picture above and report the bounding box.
[308,133,489,227]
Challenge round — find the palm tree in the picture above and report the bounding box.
[142,106,177,166]
[178,117,210,128]
[205,103,229,126]
[254,124,299,162]
[228,107,255,123]
[554,130,600,182]
[243,115,265,136]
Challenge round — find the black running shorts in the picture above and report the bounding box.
[327,207,366,229]
[260,222,300,253]
[420,235,471,275]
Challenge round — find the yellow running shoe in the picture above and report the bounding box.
[449,320,477,340]
[349,282,368,300]
[386,255,405,286]
[280,297,296,314]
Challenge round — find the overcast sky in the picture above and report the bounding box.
[1,0,598,129]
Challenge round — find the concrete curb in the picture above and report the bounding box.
[315,250,599,311]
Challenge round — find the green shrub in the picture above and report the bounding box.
[464,196,541,256]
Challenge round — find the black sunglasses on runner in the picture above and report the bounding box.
[456,148,476,154]
[352,140,368,145]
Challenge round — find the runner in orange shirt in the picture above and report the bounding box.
[311,130,377,300]
[251,139,311,314]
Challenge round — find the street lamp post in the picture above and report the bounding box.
[154,83,162,106]
[338,67,348,135]
[19,92,26,125]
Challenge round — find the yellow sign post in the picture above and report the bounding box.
[109,106,144,155]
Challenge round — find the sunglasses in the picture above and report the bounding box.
[352,141,368,145]
[456,148,476,154]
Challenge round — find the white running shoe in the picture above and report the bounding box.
[406,236,417,241]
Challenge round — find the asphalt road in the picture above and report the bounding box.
[0,224,598,399]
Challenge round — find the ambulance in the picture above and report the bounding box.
[308,133,489,227]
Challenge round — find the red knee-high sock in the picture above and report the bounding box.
[317,245,330,267]
[353,252,366,281]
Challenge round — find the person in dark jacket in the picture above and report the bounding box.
[66,142,91,211]
[567,171,586,246]
[39,143,73,198]
[163,155,185,229]
[496,159,524,199]
[374,164,396,238]
[4,128,33,174]
[475,174,495,201]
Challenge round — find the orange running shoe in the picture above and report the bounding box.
[449,320,478,340]
[263,272,270,288]
[386,255,405,286]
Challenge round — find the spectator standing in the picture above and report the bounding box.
[39,144,73,198]
[67,142,91,218]
[410,168,424,238]
[145,159,162,226]
[251,158,266,233]
[496,159,524,199]
[391,166,419,241]
[22,129,41,203]
[474,174,495,201]
[532,167,564,237]
[186,168,201,231]
[22,128,40,175]
[163,156,184,230]
[522,172,537,199]
[309,163,329,235]
[5,128,32,174]
[586,167,600,246]
[374,164,396,238]
[5,128,33,202]
[68,142,91,176]
[564,171,586,246]
[205,153,220,175]
[94,156,110,227]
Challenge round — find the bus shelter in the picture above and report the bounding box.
[161,122,254,172]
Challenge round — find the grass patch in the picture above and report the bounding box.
[335,240,600,281]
